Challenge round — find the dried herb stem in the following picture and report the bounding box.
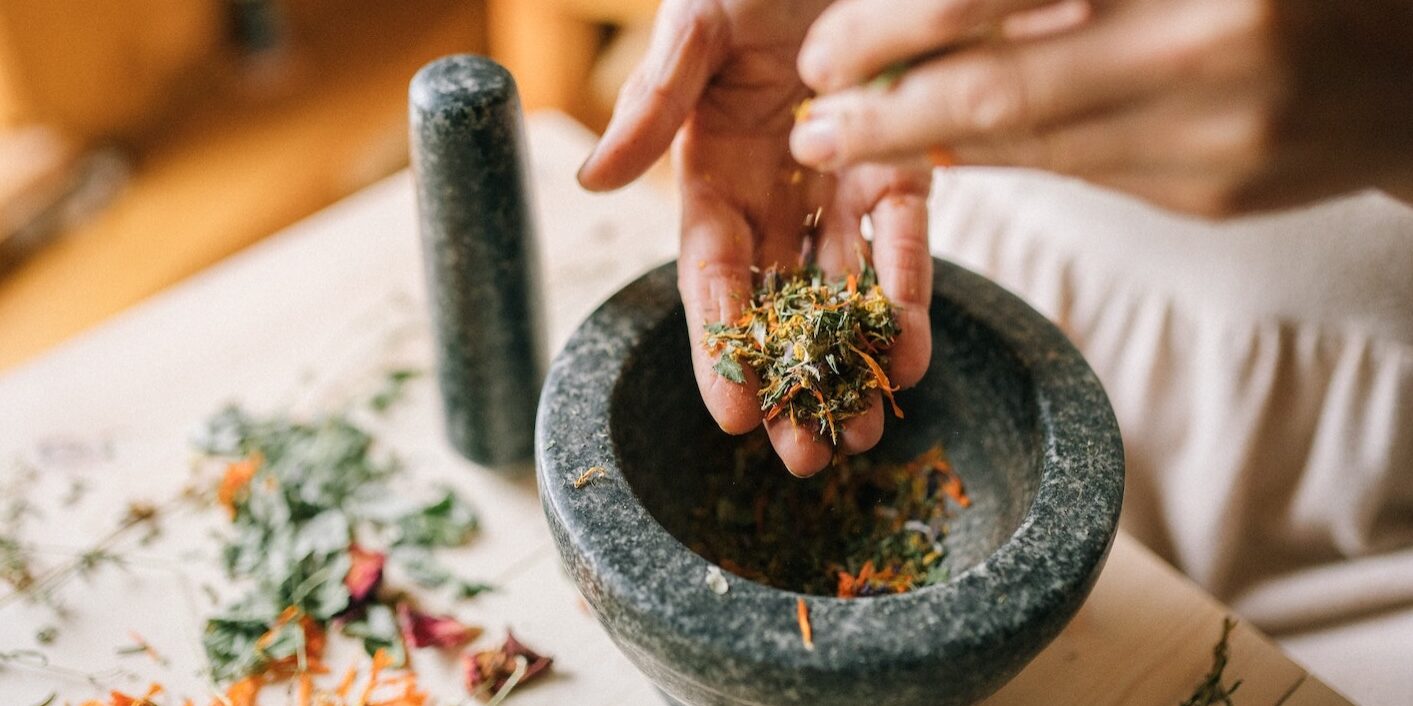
[1180,617,1243,706]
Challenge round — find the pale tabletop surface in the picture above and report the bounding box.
[0,113,1352,705]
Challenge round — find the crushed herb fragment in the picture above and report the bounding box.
[369,368,422,413]
[705,266,901,442]
[465,631,553,703]
[115,631,169,667]
[573,466,608,489]
[795,597,814,651]
[1180,617,1243,706]
[686,434,967,596]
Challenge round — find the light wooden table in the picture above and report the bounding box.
[0,113,1351,705]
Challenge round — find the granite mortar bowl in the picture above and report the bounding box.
[536,258,1124,705]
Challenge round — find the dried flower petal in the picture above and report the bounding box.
[464,631,553,701]
[796,598,814,650]
[217,454,261,517]
[396,601,480,649]
[345,544,386,605]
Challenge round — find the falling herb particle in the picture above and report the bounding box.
[705,566,729,595]
[796,598,814,651]
[33,625,57,645]
[573,466,609,489]
[1180,617,1242,706]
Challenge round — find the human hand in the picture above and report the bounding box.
[790,0,1413,216]
[578,0,934,476]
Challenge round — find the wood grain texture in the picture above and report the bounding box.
[986,534,1350,705]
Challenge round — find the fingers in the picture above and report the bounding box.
[578,0,728,191]
[1000,0,1091,40]
[791,12,1163,171]
[946,93,1272,177]
[800,0,1062,92]
[838,392,885,455]
[869,184,932,390]
[678,183,763,436]
[766,415,836,477]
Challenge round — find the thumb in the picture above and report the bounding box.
[577,0,728,192]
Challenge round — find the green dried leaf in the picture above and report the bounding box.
[203,611,272,683]
[394,548,453,589]
[370,368,421,413]
[712,356,747,384]
[343,603,406,666]
[396,489,478,548]
[455,581,494,599]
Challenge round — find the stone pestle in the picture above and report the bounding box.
[409,55,544,469]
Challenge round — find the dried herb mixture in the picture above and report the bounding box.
[706,266,902,442]
[685,434,969,597]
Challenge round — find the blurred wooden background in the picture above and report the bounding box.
[0,0,658,371]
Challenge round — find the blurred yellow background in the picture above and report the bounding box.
[0,0,657,371]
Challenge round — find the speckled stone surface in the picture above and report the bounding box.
[537,259,1124,705]
[410,55,544,468]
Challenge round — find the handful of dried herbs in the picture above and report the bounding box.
[706,266,902,442]
[685,434,969,597]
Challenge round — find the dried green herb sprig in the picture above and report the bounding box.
[706,266,901,442]
[1180,617,1243,706]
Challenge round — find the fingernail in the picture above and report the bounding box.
[798,44,827,86]
[791,117,839,169]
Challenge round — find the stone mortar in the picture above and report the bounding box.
[537,258,1124,705]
